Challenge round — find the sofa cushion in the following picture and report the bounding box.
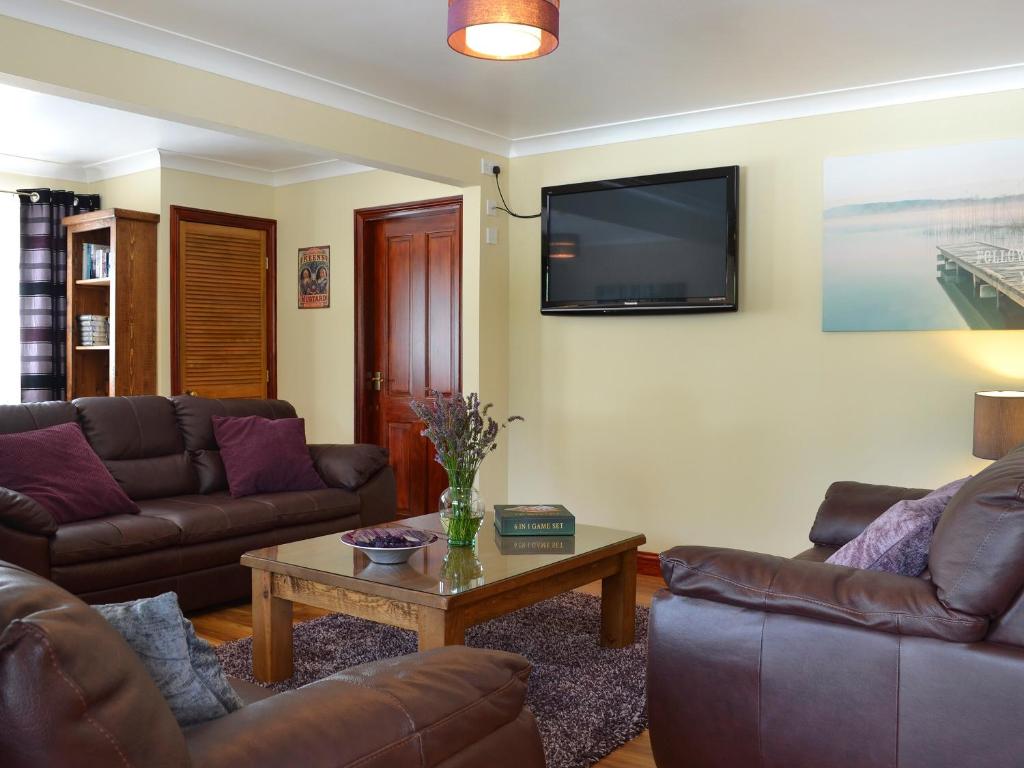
[0,422,140,524]
[212,415,326,498]
[793,545,838,562]
[94,592,243,728]
[247,488,361,527]
[0,401,78,434]
[75,396,185,459]
[137,493,279,544]
[74,396,198,500]
[171,396,298,493]
[0,487,57,536]
[826,477,970,576]
[810,481,932,547]
[930,444,1024,617]
[51,513,182,566]
[310,444,390,490]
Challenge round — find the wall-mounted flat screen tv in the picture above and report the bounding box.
[541,166,739,314]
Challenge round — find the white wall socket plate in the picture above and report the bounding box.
[486,200,498,216]
[485,227,498,245]
[481,158,499,175]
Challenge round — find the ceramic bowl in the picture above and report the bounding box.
[341,526,439,564]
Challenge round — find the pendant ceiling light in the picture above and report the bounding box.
[448,0,560,61]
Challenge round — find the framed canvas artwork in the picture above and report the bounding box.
[823,139,1024,331]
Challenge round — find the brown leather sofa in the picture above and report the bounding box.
[0,395,396,610]
[0,559,545,768]
[649,444,1024,768]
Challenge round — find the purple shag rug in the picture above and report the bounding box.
[215,591,648,768]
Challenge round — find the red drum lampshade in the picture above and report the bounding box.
[447,0,560,61]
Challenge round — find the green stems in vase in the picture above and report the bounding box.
[411,391,522,548]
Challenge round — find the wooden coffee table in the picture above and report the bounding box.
[242,512,645,682]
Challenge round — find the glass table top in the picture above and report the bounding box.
[244,511,645,598]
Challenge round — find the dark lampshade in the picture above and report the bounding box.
[447,0,560,61]
[973,391,1024,459]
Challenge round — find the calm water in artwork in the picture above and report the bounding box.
[823,140,1024,332]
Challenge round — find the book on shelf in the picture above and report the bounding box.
[494,504,575,536]
[81,244,111,280]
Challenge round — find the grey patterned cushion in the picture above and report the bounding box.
[826,477,970,576]
[94,592,244,727]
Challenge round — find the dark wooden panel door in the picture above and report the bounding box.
[171,207,277,398]
[356,198,462,518]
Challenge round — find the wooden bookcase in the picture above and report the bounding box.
[64,208,160,399]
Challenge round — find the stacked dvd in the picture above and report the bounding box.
[78,315,110,347]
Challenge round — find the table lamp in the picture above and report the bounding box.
[973,391,1024,460]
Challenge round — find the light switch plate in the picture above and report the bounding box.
[485,227,498,245]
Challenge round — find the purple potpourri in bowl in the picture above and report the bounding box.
[341,526,439,564]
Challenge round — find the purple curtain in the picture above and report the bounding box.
[18,189,101,402]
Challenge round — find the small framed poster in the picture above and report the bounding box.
[298,245,330,309]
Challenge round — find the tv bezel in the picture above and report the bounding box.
[540,165,739,315]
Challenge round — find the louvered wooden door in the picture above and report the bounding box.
[171,207,277,398]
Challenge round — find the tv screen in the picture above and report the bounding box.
[541,166,739,314]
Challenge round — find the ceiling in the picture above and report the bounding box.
[0,82,371,184]
[2,1,1024,157]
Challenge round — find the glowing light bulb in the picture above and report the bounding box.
[464,23,543,58]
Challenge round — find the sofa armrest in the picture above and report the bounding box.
[0,488,56,536]
[660,545,987,642]
[308,443,389,490]
[186,647,540,768]
[808,481,931,547]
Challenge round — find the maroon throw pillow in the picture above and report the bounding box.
[211,415,326,498]
[0,422,139,524]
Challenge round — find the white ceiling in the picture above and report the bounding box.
[0,82,371,184]
[2,1,1024,157]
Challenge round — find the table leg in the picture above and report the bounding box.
[600,549,637,648]
[251,569,294,683]
[417,607,465,651]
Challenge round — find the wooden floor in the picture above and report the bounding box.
[191,573,664,768]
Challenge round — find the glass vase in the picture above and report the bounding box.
[439,485,484,547]
[439,546,484,594]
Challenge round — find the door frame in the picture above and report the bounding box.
[353,195,463,443]
[169,205,278,397]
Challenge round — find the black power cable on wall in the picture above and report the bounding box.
[492,166,541,219]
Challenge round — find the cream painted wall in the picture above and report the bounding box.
[90,168,161,212]
[506,90,1024,557]
[271,171,507,502]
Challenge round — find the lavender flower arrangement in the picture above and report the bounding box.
[411,391,522,545]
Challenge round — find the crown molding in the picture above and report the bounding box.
[83,148,161,181]
[0,0,513,156]
[272,159,374,187]
[0,147,375,187]
[510,62,1024,157]
[0,151,87,182]
[3,2,1024,163]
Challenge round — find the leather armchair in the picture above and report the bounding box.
[649,447,1024,768]
[0,560,545,768]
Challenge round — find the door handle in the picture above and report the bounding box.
[370,372,384,391]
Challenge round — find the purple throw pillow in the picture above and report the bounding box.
[211,415,326,498]
[0,422,139,524]
[826,477,970,576]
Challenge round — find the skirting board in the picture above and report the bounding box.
[638,551,664,581]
